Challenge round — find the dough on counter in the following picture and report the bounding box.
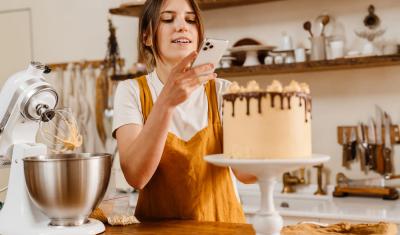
[281,222,397,235]
[90,205,139,226]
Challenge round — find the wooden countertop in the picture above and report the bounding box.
[103,220,255,235]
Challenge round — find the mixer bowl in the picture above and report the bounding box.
[23,153,112,226]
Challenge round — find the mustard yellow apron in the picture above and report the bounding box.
[134,76,245,223]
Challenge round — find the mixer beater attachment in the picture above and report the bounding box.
[38,108,83,153]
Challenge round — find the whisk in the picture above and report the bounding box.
[38,108,83,153]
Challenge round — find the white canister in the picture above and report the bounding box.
[281,35,293,50]
[330,40,344,59]
[274,55,284,64]
[310,36,326,61]
[264,56,274,65]
[285,55,294,64]
[294,48,306,62]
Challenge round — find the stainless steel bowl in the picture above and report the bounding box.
[23,153,112,226]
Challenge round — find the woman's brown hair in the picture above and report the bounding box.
[138,0,205,70]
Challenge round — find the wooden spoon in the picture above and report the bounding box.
[303,21,313,37]
[320,15,330,36]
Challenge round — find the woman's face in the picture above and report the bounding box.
[156,0,199,65]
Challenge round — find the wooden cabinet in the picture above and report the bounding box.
[109,0,282,17]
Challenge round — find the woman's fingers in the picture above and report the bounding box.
[173,51,198,74]
[179,73,217,87]
[188,63,214,77]
[184,73,217,95]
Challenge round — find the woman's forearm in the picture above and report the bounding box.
[119,98,174,189]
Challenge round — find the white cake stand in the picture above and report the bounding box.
[204,154,330,235]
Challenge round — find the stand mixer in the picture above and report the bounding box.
[0,62,106,235]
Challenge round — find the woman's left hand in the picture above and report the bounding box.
[233,170,258,184]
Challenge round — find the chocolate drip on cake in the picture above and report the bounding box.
[223,92,311,122]
[223,93,237,117]
[280,94,285,110]
[294,93,312,123]
[270,93,277,108]
[287,95,292,109]
[257,95,263,114]
[245,96,251,115]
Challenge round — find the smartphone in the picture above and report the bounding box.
[191,38,229,76]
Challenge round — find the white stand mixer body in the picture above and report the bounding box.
[0,63,104,235]
[0,64,57,156]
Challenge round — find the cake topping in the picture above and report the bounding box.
[226,80,310,94]
[266,80,283,92]
[223,80,311,122]
[246,80,260,92]
[283,80,301,93]
[226,81,241,93]
[300,83,310,94]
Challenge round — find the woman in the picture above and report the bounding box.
[113,0,256,223]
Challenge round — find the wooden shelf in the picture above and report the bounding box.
[215,54,400,78]
[111,55,400,80]
[109,0,281,17]
[111,71,146,81]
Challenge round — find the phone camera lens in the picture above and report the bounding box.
[209,45,214,49]
[203,47,208,51]
[206,42,211,46]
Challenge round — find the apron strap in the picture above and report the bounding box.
[136,75,153,123]
[204,79,221,125]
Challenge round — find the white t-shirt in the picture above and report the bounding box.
[112,72,241,200]
[112,71,231,140]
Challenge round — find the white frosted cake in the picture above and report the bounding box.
[222,80,312,159]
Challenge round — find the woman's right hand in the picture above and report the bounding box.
[158,51,217,108]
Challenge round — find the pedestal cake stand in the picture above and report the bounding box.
[204,154,330,235]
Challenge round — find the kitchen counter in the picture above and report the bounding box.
[104,183,400,232]
[239,183,400,224]
[102,220,255,235]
